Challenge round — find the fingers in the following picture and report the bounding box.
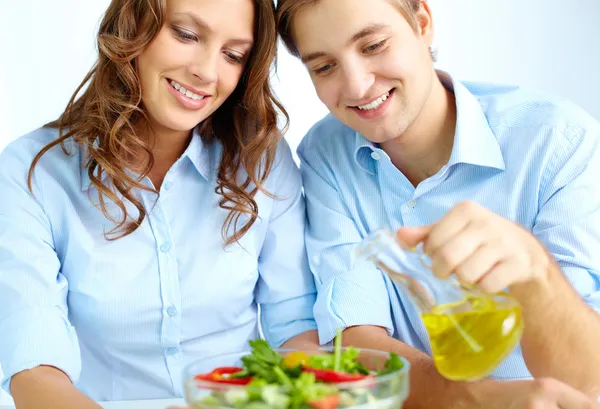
[397,201,546,293]
[396,225,431,248]
[424,201,477,254]
[550,382,600,409]
[530,378,599,409]
[428,218,492,280]
[454,242,500,285]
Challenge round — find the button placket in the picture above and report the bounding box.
[142,191,183,393]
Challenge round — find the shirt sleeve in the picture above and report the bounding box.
[255,140,318,348]
[0,141,81,395]
[297,140,394,346]
[533,120,600,314]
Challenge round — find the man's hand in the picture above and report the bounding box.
[467,378,600,409]
[396,201,551,294]
[395,200,600,393]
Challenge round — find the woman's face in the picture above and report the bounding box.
[137,0,255,135]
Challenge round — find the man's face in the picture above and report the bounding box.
[291,0,435,144]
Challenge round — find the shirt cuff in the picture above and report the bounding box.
[260,293,318,348]
[313,270,394,345]
[0,307,81,395]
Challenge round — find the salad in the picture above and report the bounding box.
[189,331,408,409]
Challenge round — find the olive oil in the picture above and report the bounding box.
[355,228,525,381]
[421,294,523,381]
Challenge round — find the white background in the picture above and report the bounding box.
[1,0,599,405]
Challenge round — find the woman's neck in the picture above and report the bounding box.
[134,120,193,190]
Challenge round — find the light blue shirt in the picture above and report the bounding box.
[0,127,317,400]
[299,72,600,380]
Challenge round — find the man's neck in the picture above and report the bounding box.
[381,72,457,187]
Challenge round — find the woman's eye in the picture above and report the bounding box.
[225,52,244,64]
[173,27,197,42]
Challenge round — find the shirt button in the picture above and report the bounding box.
[160,242,171,252]
[167,306,178,317]
[167,347,178,356]
[163,181,173,191]
[370,151,381,161]
[407,199,417,208]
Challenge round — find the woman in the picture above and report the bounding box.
[0,0,318,407]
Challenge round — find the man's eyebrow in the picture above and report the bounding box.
[348,23,391,45]
[300,23,391,64]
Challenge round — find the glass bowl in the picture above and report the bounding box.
[183,347,410,409]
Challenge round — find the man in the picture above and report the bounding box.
[275,0,600,408]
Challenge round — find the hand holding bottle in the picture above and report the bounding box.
[395,201,551,294]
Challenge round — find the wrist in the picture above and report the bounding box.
[509,246,556,303]
[446,378,496,409]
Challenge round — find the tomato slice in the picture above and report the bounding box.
[211,367,245,376]
[307,394,340,409]
[302,367,370,383]
[194,366,253,385]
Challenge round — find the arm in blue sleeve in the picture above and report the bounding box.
[298,142,394,346]
[256,140,318,348]
[0,143,81,395]
[533,120,600,313]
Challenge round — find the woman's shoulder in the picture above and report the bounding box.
[2,126,70,161]
[0,126,82,190]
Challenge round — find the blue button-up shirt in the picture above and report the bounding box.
[299,72,600,380]
[0,127,317,400]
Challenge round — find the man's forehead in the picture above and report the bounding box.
[299,23,392,64]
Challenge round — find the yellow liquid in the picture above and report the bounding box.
[421,295,524,381]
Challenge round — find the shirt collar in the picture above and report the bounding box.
[354,135,381,175]
[439,71,505,171]
[354,70,505,174]
[80,126,215,191]
[183,126,216,181]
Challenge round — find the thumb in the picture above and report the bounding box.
[396,225,431,248]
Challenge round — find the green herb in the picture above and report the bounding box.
[308,346,369,375]
[240,340,285,383]
[288,372,337,409]
[377,353,405,376]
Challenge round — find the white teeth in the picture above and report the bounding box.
[170,80,205,101]
[357,91,390,110]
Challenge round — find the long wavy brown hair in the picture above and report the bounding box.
[28,0,287,246]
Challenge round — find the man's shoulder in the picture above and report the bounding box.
[465,81,599,135]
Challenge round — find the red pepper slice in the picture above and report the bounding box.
[302,367,370,383]
[211,367,245,375]
[194,366,253,385]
